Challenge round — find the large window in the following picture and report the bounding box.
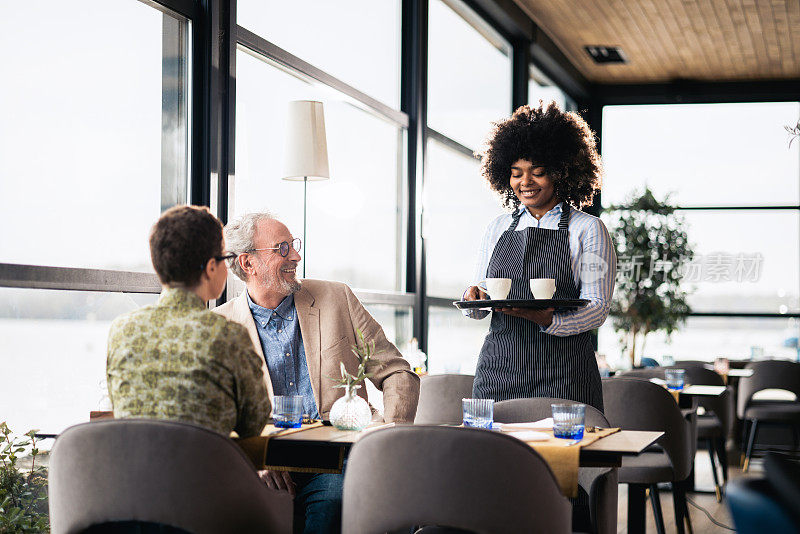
[424,0,511,372]
[427,0,512,151]
[0,289,158,434]
[602,103,800,207]
[424,139,503,298]
[237,0,401,108]
[598,317,800,367]
[601,102,800,363]
[233,9,412,355]
[0,1,189,271]
[0,1,191,433]
[235,52,405,293]
[529,65,574,111]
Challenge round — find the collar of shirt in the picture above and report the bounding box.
[158,287,206,311]
[516,201,563,224]
[245,291,295,324]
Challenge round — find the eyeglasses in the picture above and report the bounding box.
[200,252,237,270]
[248,237,302,258]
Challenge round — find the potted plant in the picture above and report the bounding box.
[0,423,49,532]
[603,188,694,367]
[328,329,383,431]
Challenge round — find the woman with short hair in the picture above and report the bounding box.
[107,205,270,437]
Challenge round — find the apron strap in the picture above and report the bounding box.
[507,207,525,232]
[558,202,570,230]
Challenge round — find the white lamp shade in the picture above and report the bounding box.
[282,100,330,181]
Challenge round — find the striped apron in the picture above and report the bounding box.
[472,203,603,411]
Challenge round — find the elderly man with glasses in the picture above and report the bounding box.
[214,212,419,534]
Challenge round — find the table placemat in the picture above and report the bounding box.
[235,422,325,472]
[504,427,620,498]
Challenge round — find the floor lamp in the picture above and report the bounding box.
[282,100,330,278]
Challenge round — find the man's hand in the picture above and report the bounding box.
[495,307,554,327]
[258,469,296,496]
[464,285,489,301]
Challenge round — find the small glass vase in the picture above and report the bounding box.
[330,385,372,431]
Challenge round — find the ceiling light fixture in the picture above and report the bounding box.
[584,45,627,64]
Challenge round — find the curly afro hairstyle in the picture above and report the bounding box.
[478,102,603,211]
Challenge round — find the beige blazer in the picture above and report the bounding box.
[214,279,419,423]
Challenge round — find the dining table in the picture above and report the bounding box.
[237,422,663,473]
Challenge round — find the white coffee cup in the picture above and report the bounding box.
[478,278,512,300]
[529,278,556,299]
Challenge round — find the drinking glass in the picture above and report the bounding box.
[462,398,493,428]
[273,395,304,428]
[552,403,585,440]
[665,368,686,391]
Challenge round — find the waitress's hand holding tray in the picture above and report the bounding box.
[465,278,510,301]
[495,278,555,328]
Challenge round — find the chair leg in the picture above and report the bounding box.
[672,482,686,534]
[740,419,750,465]
[743,419,759,472]
[674,480,694,534]
[649,484,666,534]
[715,437,729,485]
[706,439,722,502]
[628,483,647,534]
[683,490,694,534]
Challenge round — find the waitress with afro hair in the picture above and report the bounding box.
[464,102,616,411]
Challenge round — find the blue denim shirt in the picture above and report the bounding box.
[246,291,320,419]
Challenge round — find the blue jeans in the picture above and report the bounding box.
[291,470,344,534]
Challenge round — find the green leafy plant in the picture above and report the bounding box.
[329,329,384,394]
[603,188,694,367]
[0,423,49,533]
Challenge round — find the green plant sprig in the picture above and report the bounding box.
[327,329,384,392]
[786,119,800,148]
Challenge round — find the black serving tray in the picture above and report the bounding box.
[453,298,589,311]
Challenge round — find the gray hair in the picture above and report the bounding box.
[224,211,279,281]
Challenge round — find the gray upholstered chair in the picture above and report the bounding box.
[493,397,618,534]
[342,425,571,534]
[737,360,800,472]
[603,378,696,534]
[623,364,732,496]
[414,374,475,425]
[673,364,732,497]
[48,419,292,534]
[619,367,665,380]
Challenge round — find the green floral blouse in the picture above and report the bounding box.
[107,287,270,437]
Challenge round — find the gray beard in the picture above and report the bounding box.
[260,270,301,297]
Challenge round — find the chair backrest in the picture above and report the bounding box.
[494,396,610,428]
[602,378,695,480]
[493,397,616,534]
[342,425,571,534]
[737,361,800,418]
[619,368,664,380]
[669,365,724,387]
[48,419,292,534]
[414,374,475,424]
[670,360,709,368]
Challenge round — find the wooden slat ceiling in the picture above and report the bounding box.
[514,0,800,84]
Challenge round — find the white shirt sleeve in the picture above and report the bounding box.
[541,216,616,336]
